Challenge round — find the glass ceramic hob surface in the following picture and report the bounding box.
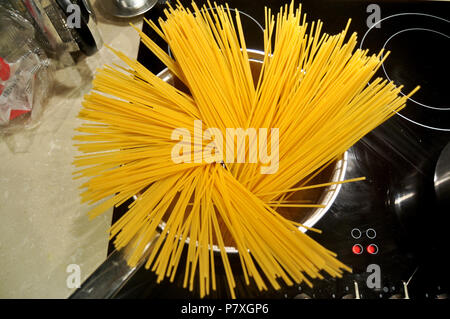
[108,0,450,299]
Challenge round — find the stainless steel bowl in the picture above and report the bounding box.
[100,0,158,18]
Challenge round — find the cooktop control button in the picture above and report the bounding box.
[352,244,363,254]
[366,228,377,239]
[367,243,379,254]
[351,228,362,239]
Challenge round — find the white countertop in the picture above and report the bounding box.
[0,1,144,298]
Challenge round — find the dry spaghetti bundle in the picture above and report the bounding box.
[73,1,418,298]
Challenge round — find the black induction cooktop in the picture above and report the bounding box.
[107,0,450,300]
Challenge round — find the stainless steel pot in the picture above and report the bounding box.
[70,49,348,298]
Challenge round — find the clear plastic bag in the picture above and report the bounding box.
[0,6,53,134]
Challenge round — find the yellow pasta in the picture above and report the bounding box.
[73,0,419,298]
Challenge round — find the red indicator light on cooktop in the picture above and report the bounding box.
[367,244,378,255]
[352,244,363,254]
